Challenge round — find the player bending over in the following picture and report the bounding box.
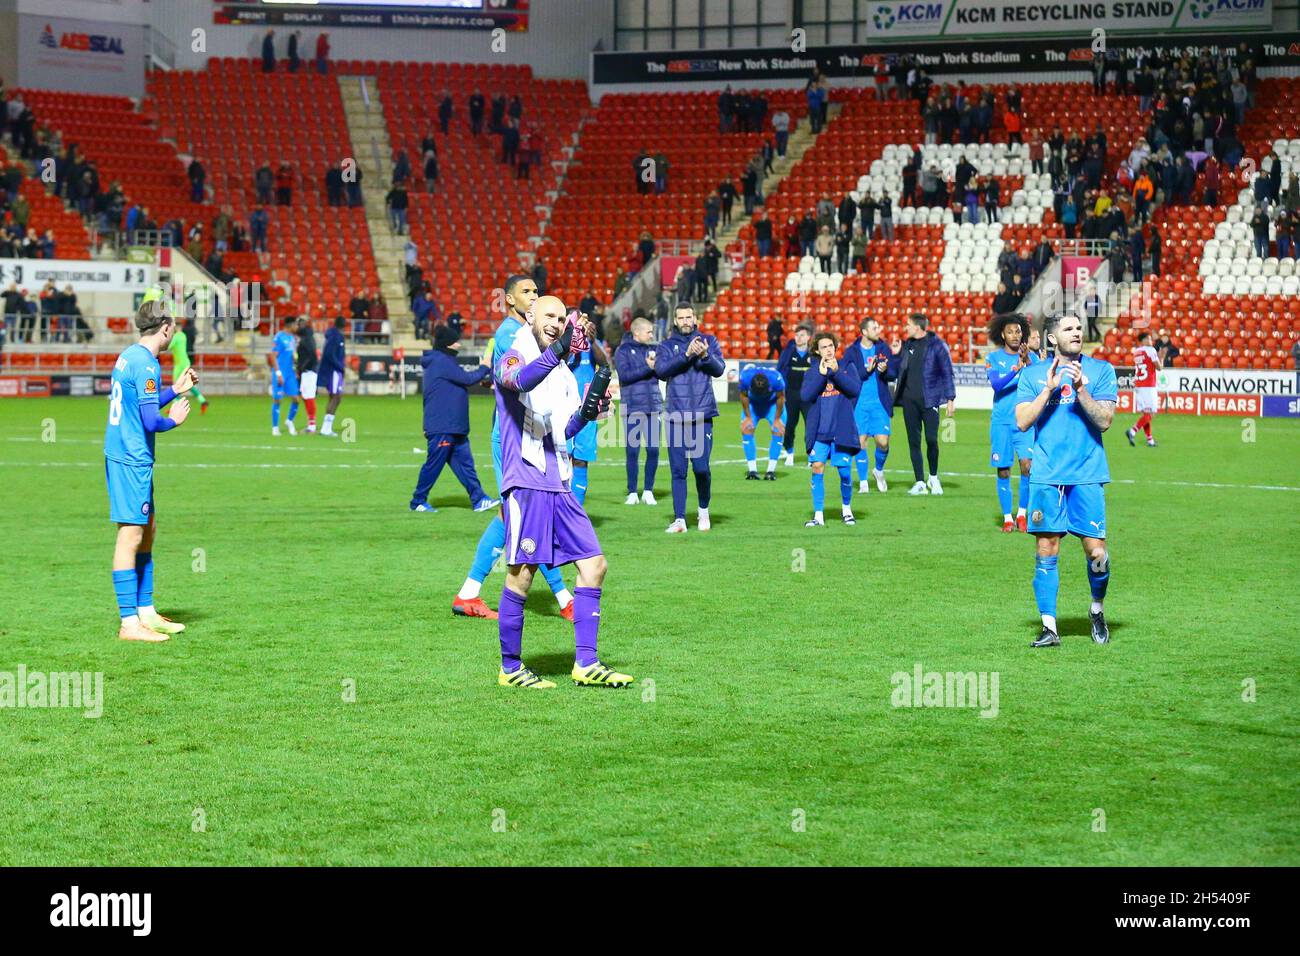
[269,316,302,436]
[104,290,196,642]
[452,274,573,620]
[167,318,209,414]
[842,316,893,494]
[317,316,347,437]
[800,331,862,526]
[1126,331,1161,448]
[738,365,786,480]
[986,313,1042,532]
[493,295,631,689]
[1015,313,1117,648]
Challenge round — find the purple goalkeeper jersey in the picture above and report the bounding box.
[494,341,584,494]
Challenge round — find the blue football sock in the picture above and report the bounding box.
[855,449,870,481]
[1018,474,1031,510]
[1033,555,1059,619]
[112,569,138,620]
[468,516,506,583]
[271,403,281,427]
[1087,550,1111,602]
[540,564,565,596]
[997,476,1012,515]
[571,465,588,506]
[288,401,299,421]
[811,471,825,512]
[135,552,154,608]
[741,432,757,465]
[838,464,853,505]
[767,434,783,464]
[874,446,888,471]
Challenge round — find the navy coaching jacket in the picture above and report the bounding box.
[420,347,488,436]
[614,338,663,412]
[654,331,725,418]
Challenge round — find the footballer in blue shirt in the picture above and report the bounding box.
[268,316,302,436]
[738,364,786,480]
[104,290,196,642]
[567,332,609,506]
[986,314,1043,533]
[1015,313,1118,648]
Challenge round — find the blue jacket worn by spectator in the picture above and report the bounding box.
[319,324,345,378]
[800,360,862,452]
[888,331,956,410]
[614,337,663,411]
[655,330,725,418]
[420,342,488,436]
[840,335,893,414]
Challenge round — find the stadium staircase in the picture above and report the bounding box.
[337,75,414,341]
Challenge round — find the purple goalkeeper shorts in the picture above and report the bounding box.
[503,487,602,567]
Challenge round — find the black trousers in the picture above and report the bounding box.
[782,395,806,453]
[900,400,940,482]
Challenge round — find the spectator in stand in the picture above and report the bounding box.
[1004,107,1022,146]
[692,249,710,303]
[807,80,826,134]
[1202,157,1220,206]
[702,238,721,294]
[1250,206,1270,258]
[858,193,876,236]
[315,33,330,74]
[754,210,773,258]
[249,204,269,253]
[489,94,506,134]
[718,86,735,133]
[878,195,894,240]
[371,292,389,341]
[782,215,800,257]
[901,153,918,206]
[653,151,668,194]
[992,281,1016,315]
[186,223,203,260]
[674,262,694,307]
[261,29,276,73]
[275,162,293,206]
[1130,228,1146,282]
[392,149,411,186]
[638,231,655,264]
[1082,282,1103,342]
[385,182,409,235]
[346,162,363,207]
[39,229,55,259]
[983,177,1000,223]
[850,227,868,273]
[772,108,790,157]
[325,164,343,205]
[532,257,548,295]
[741,164,758,216]
[797,211,817,256]
[507,94,523,126]
[833,223,851,274]
[412,289,438,341]
[255,162,274,204]
[702,188,722,238]
[766,315,784,360]
[188,157,205,203]
[814,225,834,273]
[1155,329,1180,368]
[349,291,370,328]
[437,91,453,134]
[424,148,440,191]
[1132,170,1154,223]
[1033,236,1054,277]
[468,90,485,136]
[501,118,520,167]
[717,176,736,227]
[287,30,301,73]
[519,125,540,179]
[1149,225,1162,276]
[212,206,232,252]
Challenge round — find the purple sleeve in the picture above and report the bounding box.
[496,346,560,393]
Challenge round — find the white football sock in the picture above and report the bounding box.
[1003,514,1013,523]
[554,588,572,608]
[1042,614,1057,632]
[814,510,824,522]
[457,578,482,600]
[121,614,140,626]
[747,461,757,473]
[1090,600,1104,614]
[766,459,777,473]
[323,414,335,432]
[138,604,156,616]
[842,503,853,516]
[1016,507,1027,517]
[698,507,709,519]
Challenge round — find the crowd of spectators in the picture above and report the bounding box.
[2,280,89,344]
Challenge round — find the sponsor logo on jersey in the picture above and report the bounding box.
[144,378,157,394]
[520,537,536,555]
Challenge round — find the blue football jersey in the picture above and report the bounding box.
[569,347,596,391]
[739,365,785,416]
[272,330,297,377]
[854,340,888,412]
[986,348,1025,426]
[1017,355,1118,485]
[104,343,162,466]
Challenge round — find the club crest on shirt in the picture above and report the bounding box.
[144,378,157,394]
[505,356,520,368]
[142,502,150,514]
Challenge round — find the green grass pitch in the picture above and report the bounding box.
[0,394,1296,866]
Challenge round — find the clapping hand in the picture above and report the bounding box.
[170,396,192,425]
[174,367,197,394]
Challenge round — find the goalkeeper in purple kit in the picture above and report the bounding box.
[492,295,633,690]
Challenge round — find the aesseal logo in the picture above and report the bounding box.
[38,22,126,55]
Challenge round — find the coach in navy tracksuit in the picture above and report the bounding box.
[777,323,814,461]
[614,317,663,502]
[409,325,496,512]
[888,313,956,494]
[654,303,725,531]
